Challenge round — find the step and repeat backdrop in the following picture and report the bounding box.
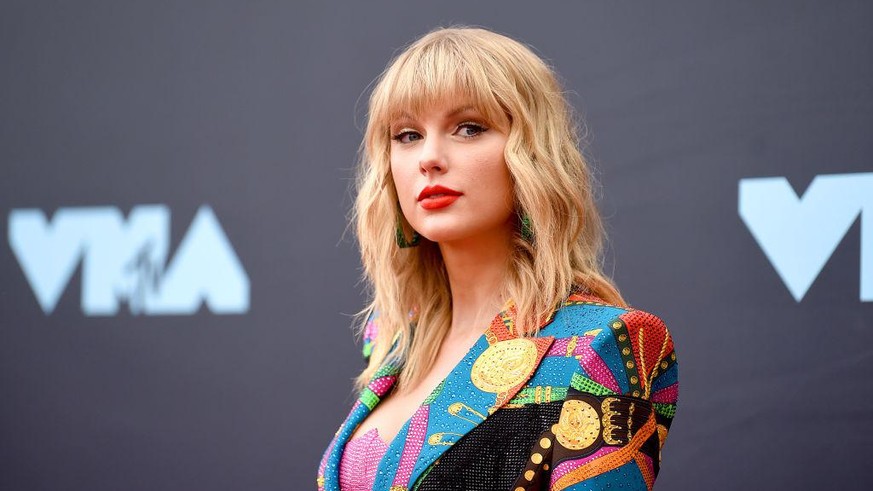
[1,1,870,490]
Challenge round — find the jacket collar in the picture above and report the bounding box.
[319,298,577,491]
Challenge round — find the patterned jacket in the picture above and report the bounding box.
[317,292,679,490]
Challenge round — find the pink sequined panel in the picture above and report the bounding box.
[339,428,389,491]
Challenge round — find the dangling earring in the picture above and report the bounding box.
[396,217,421,248]
[520,214,534,243]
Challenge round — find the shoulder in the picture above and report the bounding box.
[538,293,678,401]
[507,295,679,489]
[545,293,675,358]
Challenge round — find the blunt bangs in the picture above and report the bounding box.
[370,34,512,134]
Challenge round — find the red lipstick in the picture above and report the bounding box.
[417,185,462,210]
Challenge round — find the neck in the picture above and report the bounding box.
[438,225,514,337]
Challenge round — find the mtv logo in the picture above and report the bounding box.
[739,172,873,302]
[8,205,250,315]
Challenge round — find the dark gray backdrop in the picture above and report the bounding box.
[2,1,871,490]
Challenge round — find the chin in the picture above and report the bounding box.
[417,230,460,244]
[414,224,467,244]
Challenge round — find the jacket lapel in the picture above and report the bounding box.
[318,362,400,491]
[372,302,556,491]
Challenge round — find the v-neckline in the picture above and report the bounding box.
[347,298,515,448]
[321,292,592,491]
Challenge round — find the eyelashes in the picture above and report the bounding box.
[390,130,421,144]
[455,122,488,138]
[390,122,489,143]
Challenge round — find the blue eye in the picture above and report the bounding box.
[390,122,488,143]
[391,131,422,143]
[456,123,487,138]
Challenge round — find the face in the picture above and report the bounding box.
[389,101,514,246]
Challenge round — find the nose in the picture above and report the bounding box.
[418,134,447,175]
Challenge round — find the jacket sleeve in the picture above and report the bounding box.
[546,309,678,491]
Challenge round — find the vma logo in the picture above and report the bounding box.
[739,172,873,302]
[8,205,250,316]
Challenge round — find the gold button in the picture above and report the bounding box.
[633,390,640,397]
[531,452,543,464]
[630,376,638,384]
[525,469,535,480]
[626,360,634,369]
[540,437,551,449]
[618,334,627,342]
[543,464,549,471]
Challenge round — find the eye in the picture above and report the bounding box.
[456,122,488,138]
[391,130,422,144]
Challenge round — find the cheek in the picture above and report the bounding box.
[391,160,422,222]
[390,159,413,195]
[496,170,516,212]
[476,151,514,207]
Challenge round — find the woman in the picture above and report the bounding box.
[318,26,678,491]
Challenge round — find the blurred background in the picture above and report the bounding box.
[1,1,871,489]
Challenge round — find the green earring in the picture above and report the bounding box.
[520,214,534,243]
[396,219,421,248]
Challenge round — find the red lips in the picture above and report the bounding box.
[417,185,463,210]
[417,185,462,201]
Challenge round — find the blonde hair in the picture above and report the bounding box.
[352,26,625,391]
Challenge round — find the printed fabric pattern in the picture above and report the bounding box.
[317,292,679,491]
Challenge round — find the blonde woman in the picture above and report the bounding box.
[318,26,678,491]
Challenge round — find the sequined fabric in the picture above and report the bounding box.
[339,428,389,491]
[415,400,564,490]
[318,292,679,491]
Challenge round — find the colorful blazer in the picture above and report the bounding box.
[317,292,679,491]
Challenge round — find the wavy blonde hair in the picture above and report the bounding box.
[352,26,625,391]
